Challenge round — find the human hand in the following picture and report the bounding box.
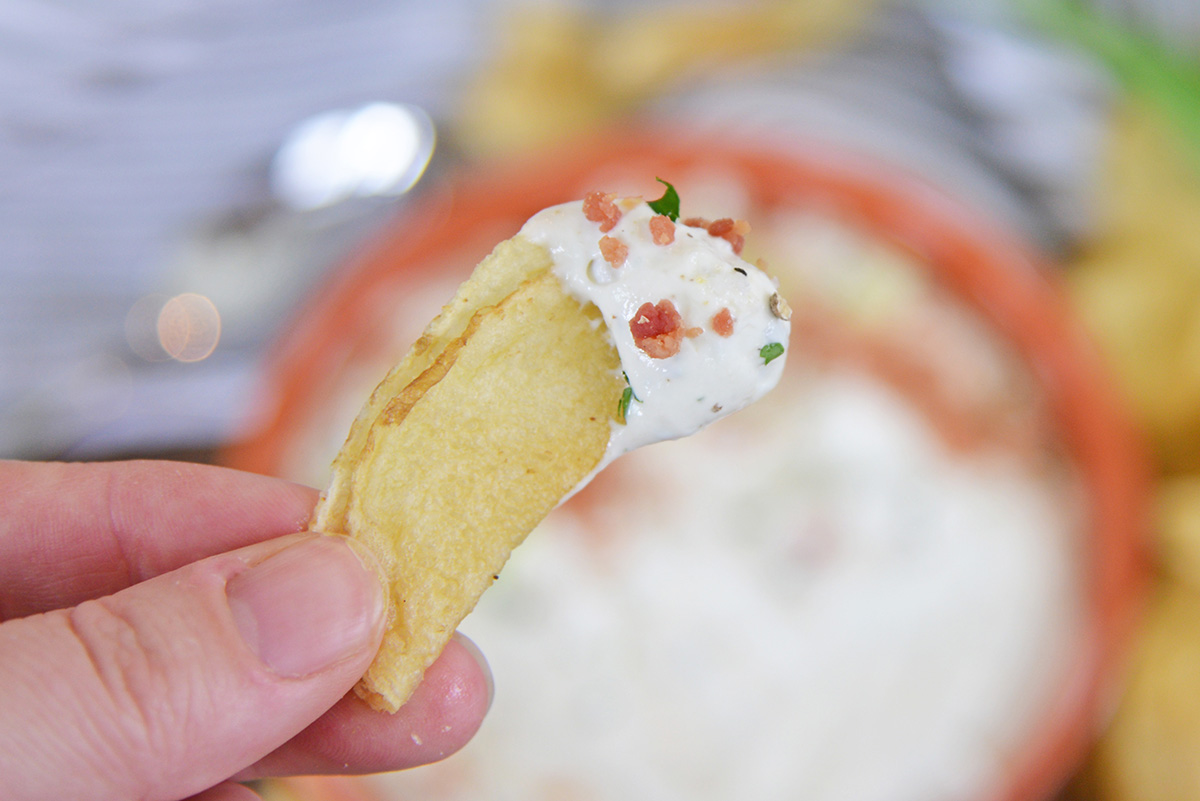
[0,460,492,801]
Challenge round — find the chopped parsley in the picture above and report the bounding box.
[759,342,785,365]
[617,372,641,423]
[647,178,680,222]
[618,386,635,423]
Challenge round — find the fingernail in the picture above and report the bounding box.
[227,535,386,677]
[452,632,494,711]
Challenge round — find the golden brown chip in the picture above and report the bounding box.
[312,236,623,711]
[1093,583,1200,801]
[1156,475,1200,590]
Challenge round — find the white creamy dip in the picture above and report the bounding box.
[352,200,1084,801]
[520,198,790,469]
[274,182,1087,801]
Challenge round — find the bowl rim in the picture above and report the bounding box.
[225,129,1153,801]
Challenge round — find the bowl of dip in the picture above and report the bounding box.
[229,131,1149,801]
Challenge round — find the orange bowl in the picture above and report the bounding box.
[227,131,1150,801]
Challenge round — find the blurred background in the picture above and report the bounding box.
[6,1,1200,799]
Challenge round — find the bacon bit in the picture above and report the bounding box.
[630,299,697,359]
[680,216,750,253]
[712,307,735,337]
[598,235,628,267]
[583,191,622,232]
[706,218,736,237]
[649,214,676,245]
[707,218,750,254]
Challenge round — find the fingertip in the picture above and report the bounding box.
[237,631,493,778]
[447,632,493,714]
[187,781,262,801]
[424,632,493,735]
[381,631,493,765]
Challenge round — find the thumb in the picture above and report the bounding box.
[0,533,386,801]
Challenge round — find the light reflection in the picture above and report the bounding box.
[157,293,221,362]
[271,101,435,211]
[125,293,172,361]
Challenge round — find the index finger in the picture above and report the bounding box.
[0,459,318,619]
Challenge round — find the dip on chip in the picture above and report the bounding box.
[311,182,790,712]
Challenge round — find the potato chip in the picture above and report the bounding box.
[313,243,622,711]
[1093,583,1200,801]
[313,190,790,711]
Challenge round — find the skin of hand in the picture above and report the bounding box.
[0,459,493,801]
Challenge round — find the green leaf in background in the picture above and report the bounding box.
[1025,0,1200,171]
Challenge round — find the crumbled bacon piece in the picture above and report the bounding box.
[649,214,675,245]
[712,307,735,337]
[630,299,699,359]
[599,235,628,267]
[583,191,622,232]
[679,216,750,253]
[705,218,735,237]
[706,218,750,254]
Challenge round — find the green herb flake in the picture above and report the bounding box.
[647,178,680,222]
[618,386,635,423]
[759,342,785,365]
